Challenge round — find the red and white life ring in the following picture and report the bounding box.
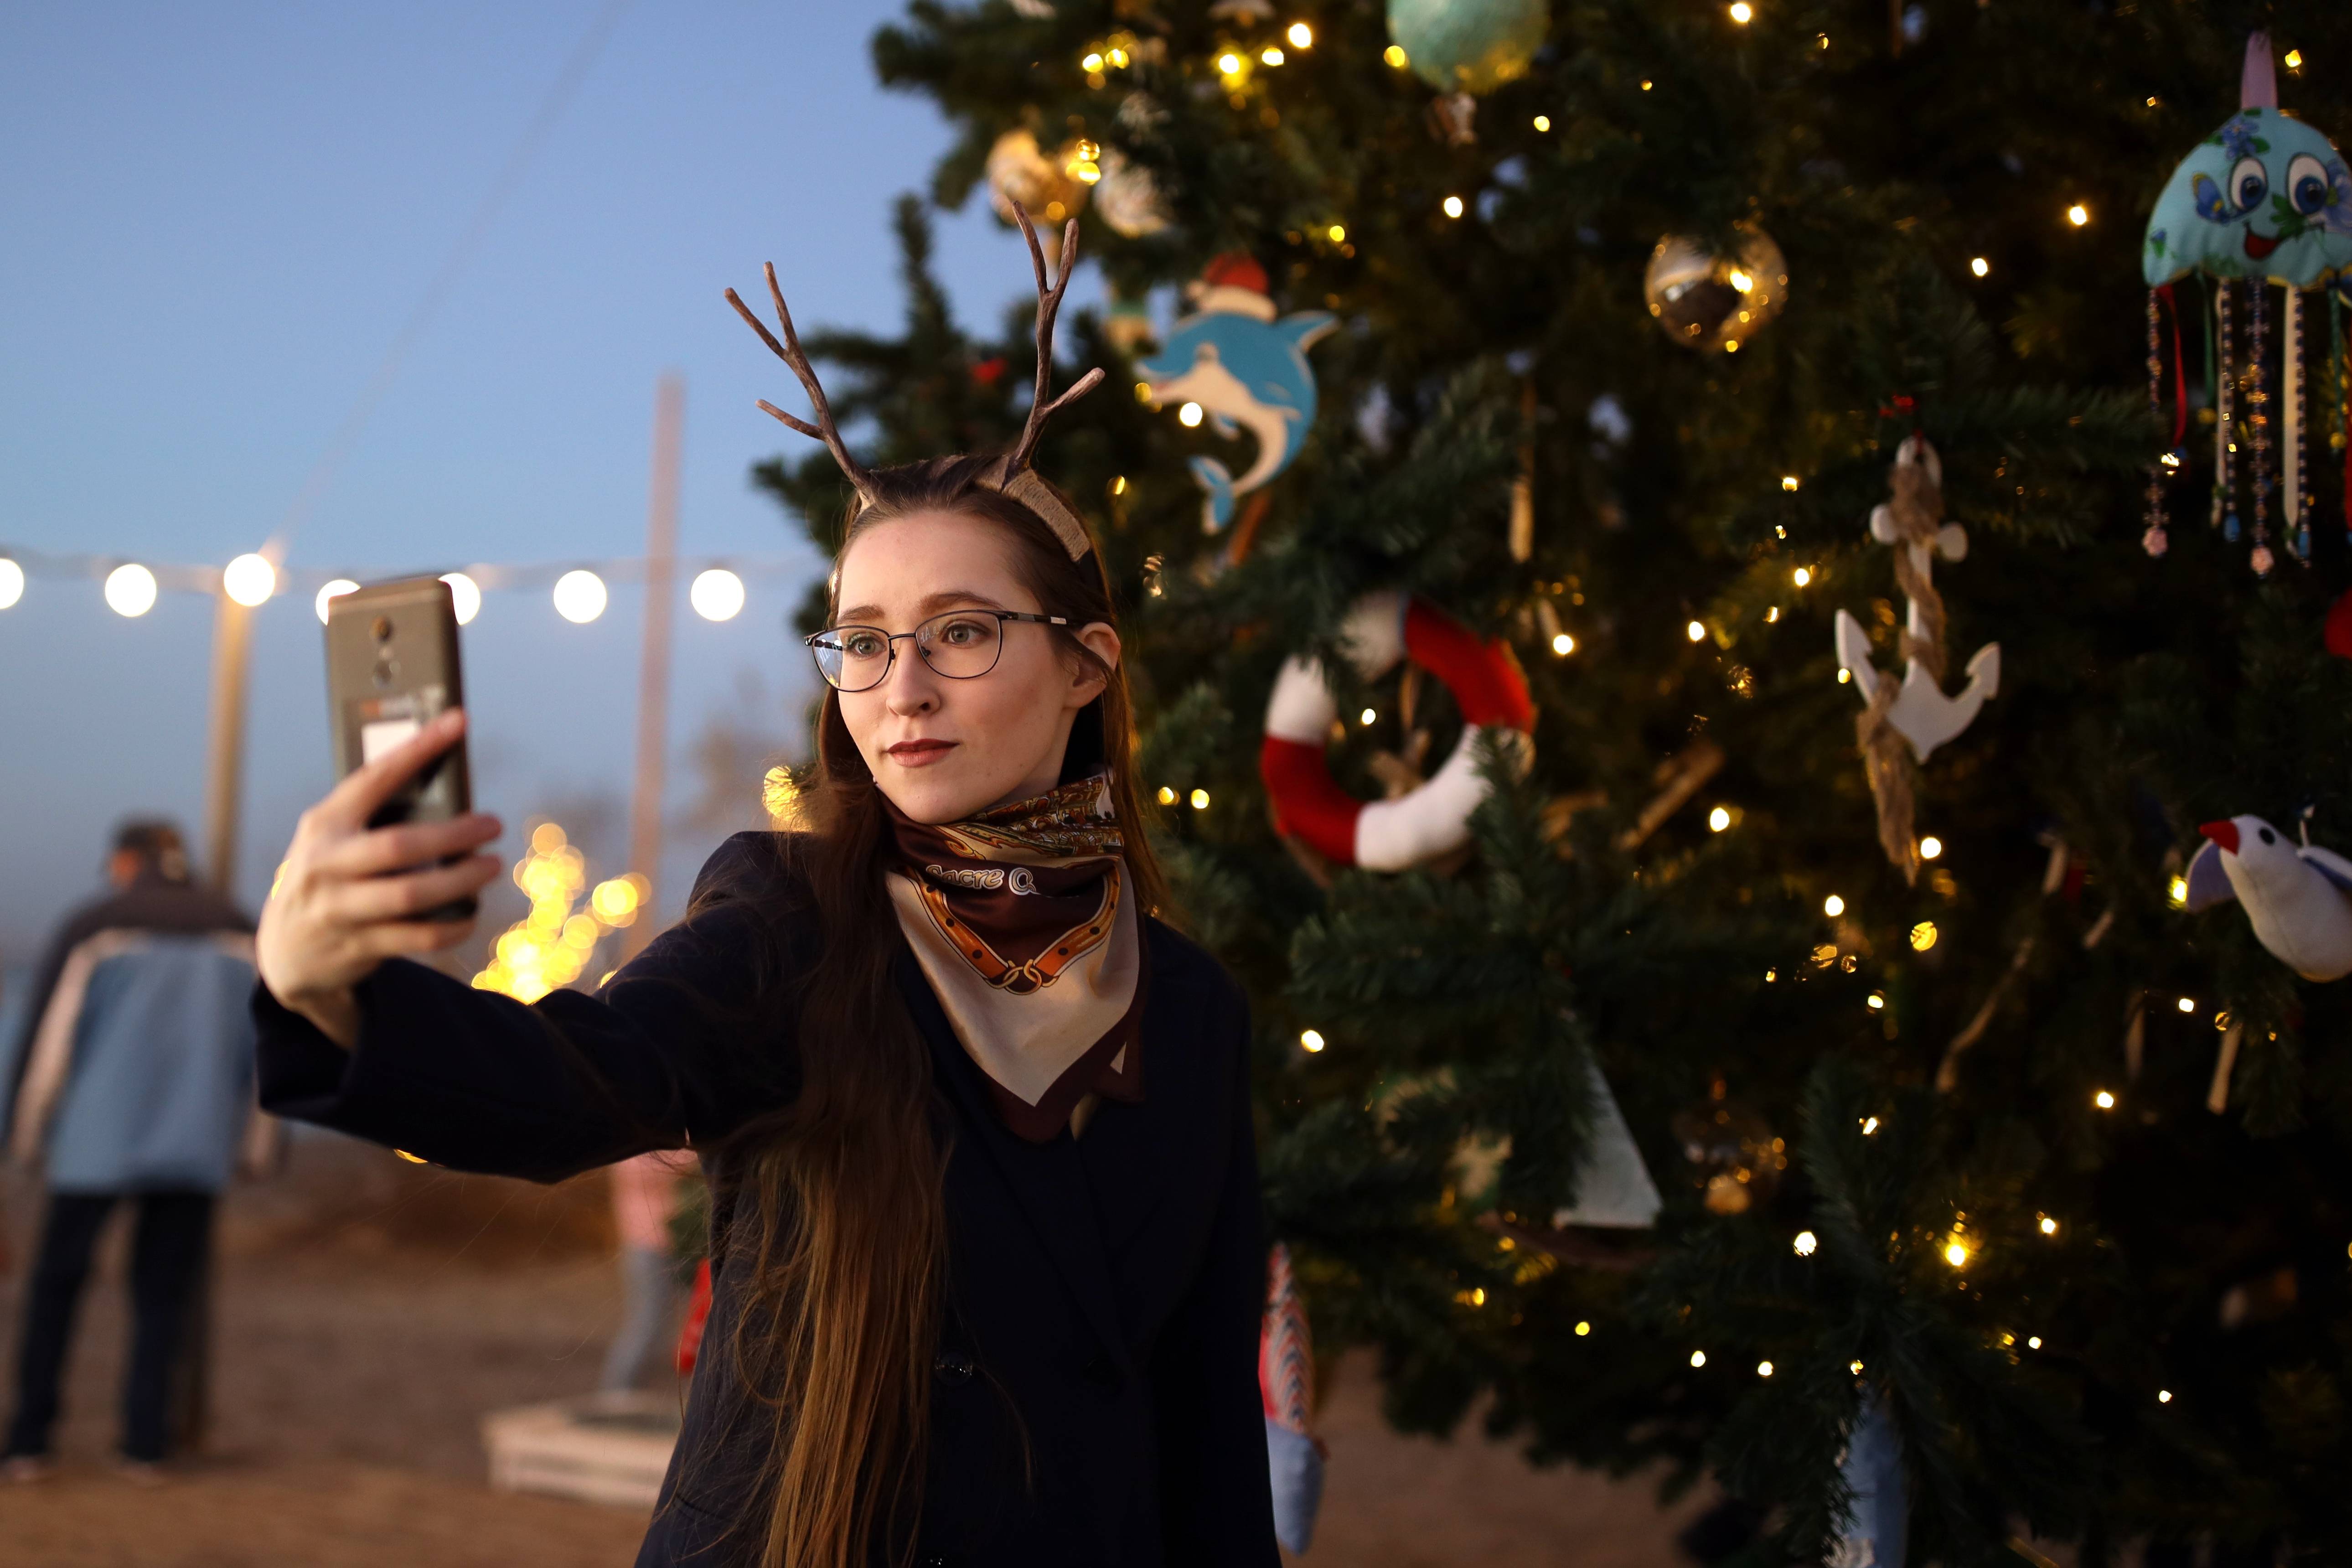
[1258,591,1536,871]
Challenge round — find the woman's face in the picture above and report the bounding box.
[830,509,1119,824]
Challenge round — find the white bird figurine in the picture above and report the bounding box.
[2186,814,2352,982]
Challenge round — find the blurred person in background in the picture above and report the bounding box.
[1,820,275,1482]
[600,1148,694,1392]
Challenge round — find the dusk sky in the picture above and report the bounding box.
[0,0,1109,972]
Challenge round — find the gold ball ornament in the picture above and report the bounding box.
[985,129,1087,229]
[1386,0,1548,95]
[1643,224,1789,353]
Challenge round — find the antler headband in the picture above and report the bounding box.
[724,202,1106,562]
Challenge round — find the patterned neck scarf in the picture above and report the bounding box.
[884,773,1146,1142]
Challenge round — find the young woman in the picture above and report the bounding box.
[251,216,1278,1568]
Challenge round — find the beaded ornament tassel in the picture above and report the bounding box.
[2285,285,2308,562]
[2143,290,2169,557]
[2215,279,2239,539]
[2249,280,2274,575]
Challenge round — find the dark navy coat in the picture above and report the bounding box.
[252,833,1278,1567]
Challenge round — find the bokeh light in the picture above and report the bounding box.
[104,563,158,617]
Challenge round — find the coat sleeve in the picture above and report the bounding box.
[251,833,804,1183]
[1148,970,1281,1564]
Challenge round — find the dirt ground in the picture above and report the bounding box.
[0,1134,1706,1567]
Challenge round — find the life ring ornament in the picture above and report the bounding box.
[1259,591,1536,871]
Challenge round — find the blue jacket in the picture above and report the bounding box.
[5,872,268,1194]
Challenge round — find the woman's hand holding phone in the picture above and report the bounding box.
[256,709,503,1049]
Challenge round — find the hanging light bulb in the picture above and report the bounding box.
[690,568,746,622]
[315,579,359,625]
[105,563,158,618]
[222,553,276,607]
[0,558,22,610]
[440,571,482,626]
[553,569,608,624]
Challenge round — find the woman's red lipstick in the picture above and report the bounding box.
[884,739,956,767]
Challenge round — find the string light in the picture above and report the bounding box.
[1792,566,1812,587]
[1850,1359,1865,1374]
[1179,401,1205,427]
[1838,668,1851,684]
[1728,1,1753,21]
[1300,1028,1326,1052]
[1709,806,1732,832]
[1217,51,1243,75]
[1918,835,1943,859]
[1158,786,1177,805]
[1861,1116,1880,1135]
[1287,21,1312,47]
[1327,223,1346,243]
[0,558,22,610]
[689,567,746,622]
[1867,993,1886,1010]
[440,571,481,626]
[1757,1360,1774,1377]
[1690,1351,1706,1368]
[1781,475,1799,492]
[2176,995,2195,1013]
[2039,1216,2058,1236]
[2157,1389,2173,1404]
[1551,632,1575,656]
[1574,1320,1591,1336]
[1082,51,1104,71]
[2066,203,2090,227]
[473,822,643,1002]
[1823,894,1845,917]
[1190,788,1210,808]
[2094,1089,2116,1109]
[553,569,607,624]
[2026,1337,2041,1350]
[1261,46,1284,66]
[1533,114,1551,132]
[2168,875,2189,907]
[1765,606,1779,623]
[1360,707,1377,725]
[1442,195,1465,219]
[1794,1230,1818,1256]
[104,563,158,618]
[1945,1239,1969,1268]
[1910,921,1938,951]
[223,553,276,607]
[1686,619,1706,642]
[315,579,358,625]
[2285,48,2303,70]
[1970,256,1990,278]
[1383,44,1407,68]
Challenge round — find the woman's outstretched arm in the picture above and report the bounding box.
[254,713,802,1181]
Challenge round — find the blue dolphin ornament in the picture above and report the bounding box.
[1138,254,1335,533]
[2144,35,2352,288]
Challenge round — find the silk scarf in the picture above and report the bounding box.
[884,773,1145,1141]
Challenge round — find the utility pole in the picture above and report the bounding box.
[623,375,684,960]
[199,591,255,895]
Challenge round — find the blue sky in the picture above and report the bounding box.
[0,0,1092,961]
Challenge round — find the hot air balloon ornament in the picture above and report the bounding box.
[2140,32,2352,569]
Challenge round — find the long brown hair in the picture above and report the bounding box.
[720,452,1164,1568]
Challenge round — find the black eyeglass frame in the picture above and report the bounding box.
[804,609,1073,693]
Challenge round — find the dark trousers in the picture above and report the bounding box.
[5,1190,215,1462]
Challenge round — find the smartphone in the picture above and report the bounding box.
[325,575,477,919]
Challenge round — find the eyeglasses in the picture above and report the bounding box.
[806,608,1071,693]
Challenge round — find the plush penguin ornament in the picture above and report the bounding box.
[2186,815,2352,981]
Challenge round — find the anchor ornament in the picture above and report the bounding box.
[1833,435,1999,880]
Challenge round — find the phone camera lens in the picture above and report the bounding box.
[371,616,394,642]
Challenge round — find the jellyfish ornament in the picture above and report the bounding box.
[2141,32,2352,570]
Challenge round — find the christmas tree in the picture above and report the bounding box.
[756,3,2352,1560]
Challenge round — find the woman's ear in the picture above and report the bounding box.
[1069,622,1119,707]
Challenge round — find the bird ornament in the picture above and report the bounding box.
[1138,254,1334,536]
[2187,813,2352,982]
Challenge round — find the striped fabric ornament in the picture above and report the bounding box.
[1258,1242,1325,1552]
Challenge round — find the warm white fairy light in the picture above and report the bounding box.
[2038,1216,2058,1236]
[473,823,642,1003]
[553,569,607,624]
[2176,995,2195,1013]
[1910,921,1938,951]
[1442,195,1465,219]
[2157,1389,2173,1404]
[1287,21,1312,47]
[1970,256,1990,278]
[104,563,158,618]
[1757,1360,1773,1377]
[0,558,22,610]
[1709,806,1732,832]
[1360,707,1377,725]
[1533,114,1551,132]
[1867,993,1886,1011]
[2094,1089,2116,1109]
[1686,619,1706,642]
[1574,1320,1591,1336]
[1190,788,1210,809]
[1945,1239,1969,1268]
[1300,1029,1325,1053]
[1781,475,1799,492]
[690,567,746,622]
[1794,1230,1817,1256]
[1157,786,1177,805]
[314,579,358,625]
[1179,401,1205,427]
[1328,223,1346,243]
[223,553,276,607]
[1728,1,1753,21]
[1690,1351,1707,1368]
[439,571,482,625]
[1823,894,1845,917]
[1261,46,1284,65]
[1918,835,1943,859]
[1551,632,1575,656]
[2066,203,2090,227]
[1861,1116,1880,1135]
[1792,566,1812,587]
[1384,45,1407,67]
